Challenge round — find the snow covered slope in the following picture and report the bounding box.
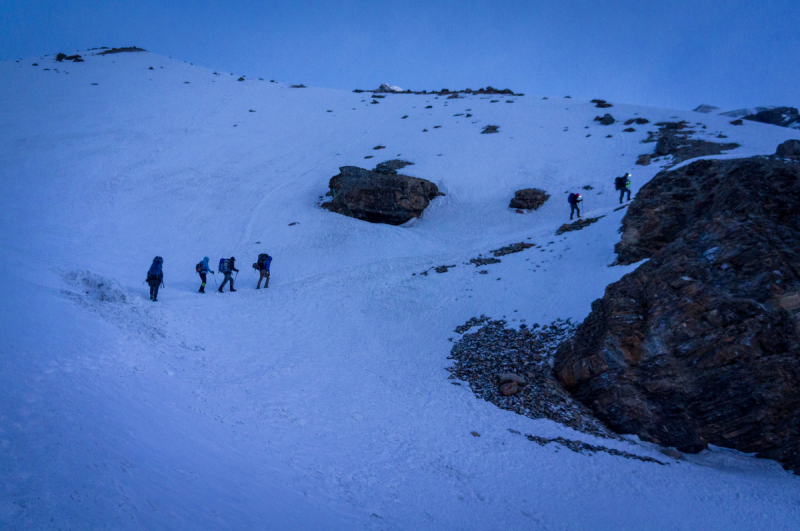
[2,50,799,530]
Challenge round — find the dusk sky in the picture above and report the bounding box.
[3,0,799,110]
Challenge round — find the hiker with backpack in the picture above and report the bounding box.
[253,253,272,289]
[146,256,164,301]
[195,257,214,293]
[218,256,239,293]
[568,192,583,220]
[615,173,632,204]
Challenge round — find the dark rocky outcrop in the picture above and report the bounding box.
[97,47,146,55]
[509,188,549,210]
[594,114,615,125]
[322,161,442,225]
[776,139,800,159]
[643,122,739,166]
[481,125,499,134]
[554,155,800,472]
[744,107,800,129]
[556,217,603,235]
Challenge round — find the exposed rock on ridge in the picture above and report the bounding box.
[322,161,442,225]
[554,155,800,472]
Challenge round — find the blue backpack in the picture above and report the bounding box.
[568,193,577,204]
[147,257,163,281]
[219,258,230,274]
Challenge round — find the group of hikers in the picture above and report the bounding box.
[145,253,273,301]
[567,173,632,220]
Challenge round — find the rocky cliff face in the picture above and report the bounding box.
[554,155,800,472]
[322,161,442,225]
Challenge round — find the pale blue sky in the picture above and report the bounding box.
[2,0,798,110]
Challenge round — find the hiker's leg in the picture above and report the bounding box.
[265,272,270,288]
[257,271,263,289]
[152,285,159,301]
[620,189,624,203]
[626,189,631,201]
[149,285,154,299]
[220,274,230,290]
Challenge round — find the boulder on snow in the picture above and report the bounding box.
[776,139,800,158]
[743,107,800,129]
[509,188,550,210]
[554,156,800,473]
[322,161,442,225]
[594,114,615,125]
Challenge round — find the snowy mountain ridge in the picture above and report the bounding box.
[2,49,799,530]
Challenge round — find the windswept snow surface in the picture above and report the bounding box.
[2,51,799,530]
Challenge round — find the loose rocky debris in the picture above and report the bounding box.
[448,317,612,437]
[481,125,500,134]
[55,53,83,62]
[730,119,744,126]
[98,47,146,55]
[469,257,502,267]
[353,86,522,96]
[509,188,549,210]
[591,99,613,108]
[639,121,739,167]
[291,84,307,88]
[556,216,603,235]
[625,118,650,125]
[491,242,535,257]
[518,432,666,465]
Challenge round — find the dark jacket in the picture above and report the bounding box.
[229,258,239,273]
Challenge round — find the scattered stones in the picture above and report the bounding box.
[322,161,442,225]
[509,188,550,210]
[644,122,740,166]
[435,265,456,273]
[291,84,306,88]
[448,317,611,437]
[425,105,433,109]
[557,156,800,473]
[373,145,386,150]
[635,154,652,166]
[623,127,636,132]
[288,222,298,226]
[469,257,501,267]
[98,47,146,55]
[556,216,603,235]
[401,115,408,119]
[481,125,500,134]
[776,139,800,158]
[491,242,535,257]
[471,431,481,437]
[591,99,613,108]
[237,77,245,81]
[375,160,413,173]
[730,119,744,125]
[376,83,403,93]
[522,433,665,464]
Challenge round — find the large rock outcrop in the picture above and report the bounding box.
[509,188,549,210]
[554,155,800,472]
[647,122,739,166]
[322,161,442,225]
[744,107,800,129]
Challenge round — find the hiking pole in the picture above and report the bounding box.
[212,272,217,286]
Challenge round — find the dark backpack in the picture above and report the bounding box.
[568,193,576,204]
[147,257,163,281]
[614,176,625,190]
[219,258,230,274]
[196,262,203,273]
[255,253,272,271]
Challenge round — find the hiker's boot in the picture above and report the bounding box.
[218,287,223,293]
[199,286,205,293]
[230,288,236,292]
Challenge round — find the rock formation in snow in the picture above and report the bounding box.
[509,188,550,210]
[554,154,800,473]
[322,161,442,225]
